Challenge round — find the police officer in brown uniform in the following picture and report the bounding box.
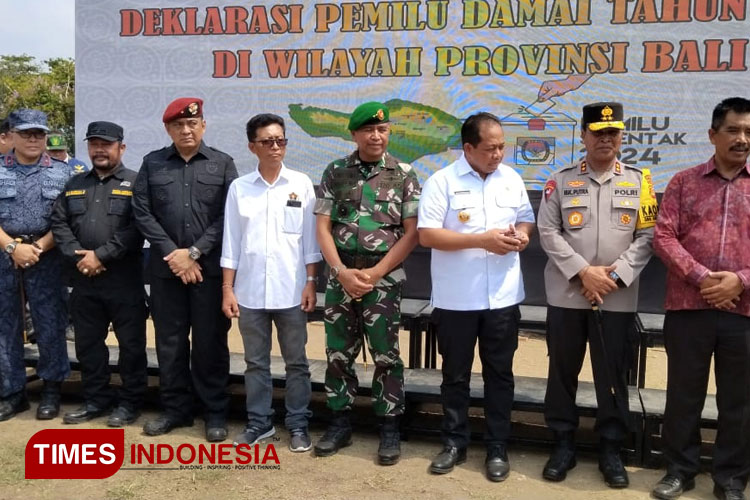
[537,102,656,488]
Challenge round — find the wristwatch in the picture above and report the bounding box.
[306,276,318,284]
[609,271,623,288]
[4,241,18,255]
[330,265,344,280]
[188,246,201,260]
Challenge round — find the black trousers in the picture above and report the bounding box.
[70,283,148,410]
[433,306,519,449]
[662,310,750,491]
[544,306,635,441]
[150,276,230,423]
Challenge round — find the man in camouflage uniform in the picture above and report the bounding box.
[313,101,420,465]
[0,109,72,421]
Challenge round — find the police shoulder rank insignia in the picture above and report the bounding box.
[614,162,622,175]
[543,179,556,201]
[580,161,587,174]
[636,168,658,229]
[458,210,470,223]
[568,211,583,227]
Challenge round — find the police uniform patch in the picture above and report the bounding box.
[543,179,556,201]
[65,190,86,196]
[120,180,131,187]
[567,180,586,188]
[620,213,632,225]
[636,168,658,229]
[571,198,581,206]
[568,211,583,226]
[111,189,132,196]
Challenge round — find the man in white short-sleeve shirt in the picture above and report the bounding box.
[418,112,535,482]
[220,113,321,453]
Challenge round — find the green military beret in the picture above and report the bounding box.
[348,101,390,131]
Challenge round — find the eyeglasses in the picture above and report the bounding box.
[13,130,47,140]
[253,138,288,148]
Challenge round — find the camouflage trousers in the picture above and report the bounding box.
[324,274,405,416]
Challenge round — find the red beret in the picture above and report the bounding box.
[162,97,203,123]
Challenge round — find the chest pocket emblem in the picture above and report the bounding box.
[568,211,583,227]
[620,213,632,225]
[458,211,470,223]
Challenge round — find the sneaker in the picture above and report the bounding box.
[233,424,275,446]
[289,428,312,452]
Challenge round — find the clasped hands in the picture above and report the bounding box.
[164,248,202,284]
[483,224,529,255]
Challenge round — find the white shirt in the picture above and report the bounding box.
[417,154,535,311]
[221,164,321,309]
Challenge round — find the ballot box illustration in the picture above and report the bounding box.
[500,105,578,188]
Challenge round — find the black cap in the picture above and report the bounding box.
[84,121,124,142]
[582,102,625,131]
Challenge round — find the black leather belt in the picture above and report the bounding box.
[339,252,385,269]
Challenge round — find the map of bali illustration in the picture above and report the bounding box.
[288,75,592,188]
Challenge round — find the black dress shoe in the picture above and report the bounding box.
[429,446,467,474]
[543,444,577,482]
[107,407,140,427]
[205,423,228,442]
[599,452,629,488]
[651,474,695,499]
[713,484,746,500]
[485,445,510,482]
[0,393,30,422]
[143,414,193,436]
[63,405,110,424]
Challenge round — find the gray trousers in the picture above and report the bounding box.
[238,305,312,430]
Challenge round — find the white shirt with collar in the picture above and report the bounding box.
[418,153,535,311]
[221,164,321,309]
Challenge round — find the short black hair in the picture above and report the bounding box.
[461,112,502,147]
[246,113,285,142]
[711,97,750,130]
[0,118,9,134]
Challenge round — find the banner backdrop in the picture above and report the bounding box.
[75,0,749,189]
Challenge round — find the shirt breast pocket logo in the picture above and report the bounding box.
[562,197,590,230]
[612,196,637,230]
[195,174,224,203]
[448,191,478,225]
[282,204,303,234]
[149,175,173,203]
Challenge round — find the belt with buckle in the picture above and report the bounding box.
[339,252,384,269]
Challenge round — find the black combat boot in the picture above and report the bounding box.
[37,380,62,420]
[377,416,401,465]
[314,411,352,457]
[599,439,629,488]
[542,431,577,482]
